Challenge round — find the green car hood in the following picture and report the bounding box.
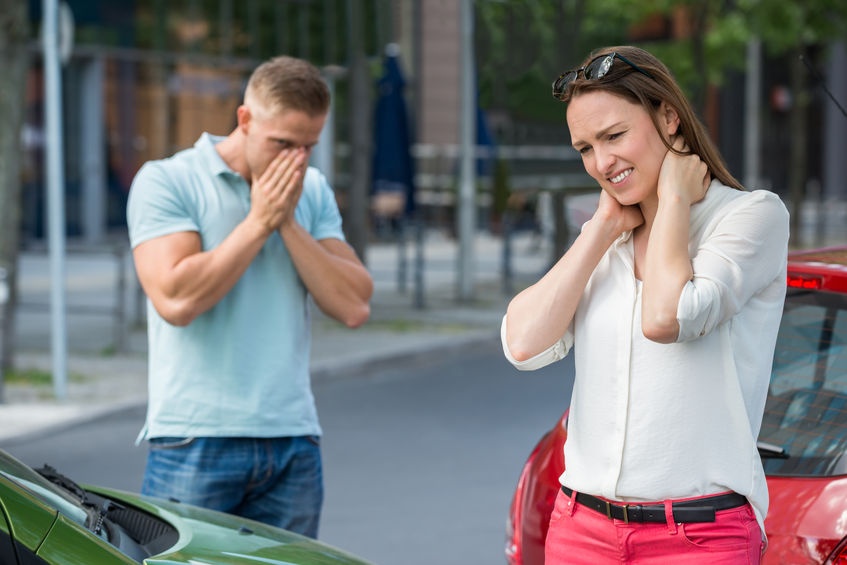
[88,485,371,565]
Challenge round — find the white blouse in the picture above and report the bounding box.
[502,181,789,531]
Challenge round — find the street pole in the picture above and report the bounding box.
[743,39,761,191]
[823,42,847,202]
[457,0,476,301]
[312,73,335,186]
[43,0,68,400]
[0,267,7,403]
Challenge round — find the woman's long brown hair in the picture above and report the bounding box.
[559,45,743,190]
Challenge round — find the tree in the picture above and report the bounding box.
[476,0,847,249]
[621,0,847,246]
[476,0,637,124]
[734,0,847,244]
[0,0,29,401]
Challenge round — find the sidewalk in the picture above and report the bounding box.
[0,230,550,444]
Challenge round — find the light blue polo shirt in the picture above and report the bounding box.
[127,133,345,441]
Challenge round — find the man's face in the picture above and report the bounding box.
[243,106,327,181]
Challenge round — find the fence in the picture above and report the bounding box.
[379,143,597,302]
[16,143,594,349]
[17,241,134,353]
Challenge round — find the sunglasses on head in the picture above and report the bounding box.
[552,52,654,101]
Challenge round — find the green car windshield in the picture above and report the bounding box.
[759,288,847,476]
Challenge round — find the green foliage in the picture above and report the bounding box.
[476,0,643,122]
[109,0,386,65]
[576,0,656,48]
[500,68,566,123]
[735,0,847,55]
[475,0,847,127]
[703,11,750,78]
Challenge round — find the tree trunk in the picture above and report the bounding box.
[346,0,371,263]
[0,1,29,401]
[689,2,709,118]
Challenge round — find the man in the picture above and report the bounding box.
[126,55,373,538]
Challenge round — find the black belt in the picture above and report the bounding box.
[562,486,748,523]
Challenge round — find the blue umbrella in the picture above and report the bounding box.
[372,44,416,222]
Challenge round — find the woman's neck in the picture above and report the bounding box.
[637,192,660,235]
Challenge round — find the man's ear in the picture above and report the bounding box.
[236,105,251,134]
[660,101,680,136]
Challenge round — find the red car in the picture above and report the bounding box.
[506,246,847,565]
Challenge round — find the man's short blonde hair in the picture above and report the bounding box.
[244,56,330,119]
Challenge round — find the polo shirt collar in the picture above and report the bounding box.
[195,132,236,177]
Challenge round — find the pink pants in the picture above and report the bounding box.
[545,488,765,564]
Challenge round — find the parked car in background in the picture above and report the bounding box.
[506,246,847,565]
[0,448,371,564]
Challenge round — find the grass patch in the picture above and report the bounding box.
[374,319,423,332]
[365,319,471,334]
[314,316,476,334]
[3,368,88,387]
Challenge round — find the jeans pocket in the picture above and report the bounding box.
[306,435,321,447]
[149,436,196,450]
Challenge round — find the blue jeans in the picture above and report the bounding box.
[141,436,323,538]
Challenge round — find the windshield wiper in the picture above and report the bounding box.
[758,441,790,459]
[35,464,124,536]
[36,464,89,502]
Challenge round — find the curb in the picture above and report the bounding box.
[310,329,499,383]
[0,398,146,447]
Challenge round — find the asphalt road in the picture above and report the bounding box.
[2,339,574,565]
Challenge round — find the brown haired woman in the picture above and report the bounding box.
[501,46,788,564]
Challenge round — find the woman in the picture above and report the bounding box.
[501,46,788,564]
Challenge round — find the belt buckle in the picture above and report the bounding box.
[605,501,629,523]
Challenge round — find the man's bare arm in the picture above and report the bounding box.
[280,222,373,328]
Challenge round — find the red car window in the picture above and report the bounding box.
[760,289,847,476]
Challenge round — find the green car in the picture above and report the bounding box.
[0,448,372,564]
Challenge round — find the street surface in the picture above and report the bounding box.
[2,339,573,565]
